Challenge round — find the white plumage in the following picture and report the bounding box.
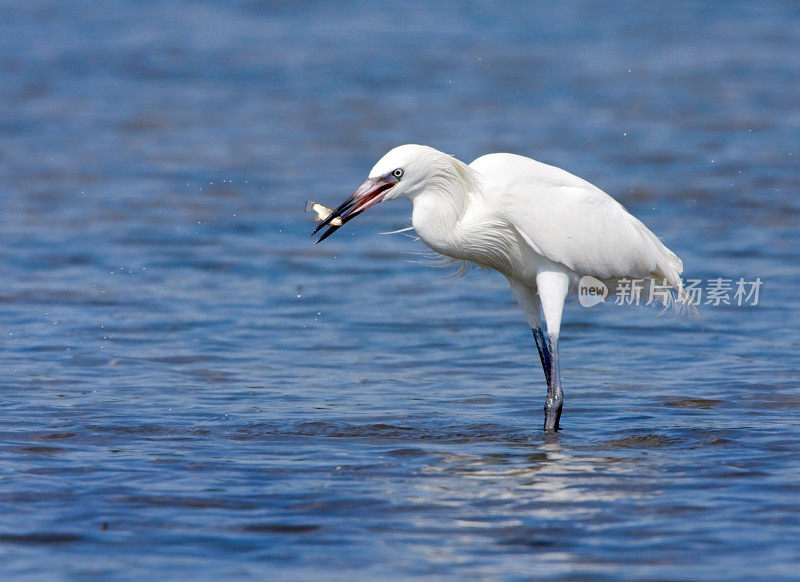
[313,144,689,431]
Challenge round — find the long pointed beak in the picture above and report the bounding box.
[313,174,399,243]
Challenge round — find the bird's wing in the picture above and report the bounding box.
[470,153,683,283]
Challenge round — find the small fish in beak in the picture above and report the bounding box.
[305,201,343,226]
[311,173,399,243]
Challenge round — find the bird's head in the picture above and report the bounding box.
[313,144,462,243]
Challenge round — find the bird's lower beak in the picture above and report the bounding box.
[313,174,398,243]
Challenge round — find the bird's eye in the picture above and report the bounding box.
[392,168,404,179]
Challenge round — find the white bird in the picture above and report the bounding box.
[313,144,689,431]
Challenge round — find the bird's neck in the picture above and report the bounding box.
[410,162,482,256]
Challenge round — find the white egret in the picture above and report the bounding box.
[313,145,688,431]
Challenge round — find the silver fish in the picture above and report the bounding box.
[305,201,342,226]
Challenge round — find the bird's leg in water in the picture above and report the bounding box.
[536,269,569,432]
[544,333,563,431]
[531,328,552,387]
[508,280,559,426]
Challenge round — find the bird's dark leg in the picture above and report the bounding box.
[535,270,569,432]
[507,278,565,431]
[544,333,563,431]
[531,327,552,387]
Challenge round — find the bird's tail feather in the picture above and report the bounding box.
[630,220,701,322]
[601,275,700,322]
[653,245,700,322]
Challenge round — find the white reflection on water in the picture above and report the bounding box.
[418,443,651,506]
[400,442,659,575]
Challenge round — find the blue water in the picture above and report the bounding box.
[2,1,799,579]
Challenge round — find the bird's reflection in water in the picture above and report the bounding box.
[408,438,653,520]
[426,445,642,498]
[395,438,654,573]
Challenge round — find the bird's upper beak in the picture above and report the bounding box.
[313,173,399,243]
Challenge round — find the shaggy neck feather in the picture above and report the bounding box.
[410,157,483,256]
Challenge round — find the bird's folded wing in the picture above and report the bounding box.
[502,181,680,282]
[470,153,681,283]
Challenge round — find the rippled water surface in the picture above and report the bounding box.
[2,1,799,580]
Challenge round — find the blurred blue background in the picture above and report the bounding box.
[1,1,798,580]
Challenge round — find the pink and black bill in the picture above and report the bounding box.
[313,173,399,243]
